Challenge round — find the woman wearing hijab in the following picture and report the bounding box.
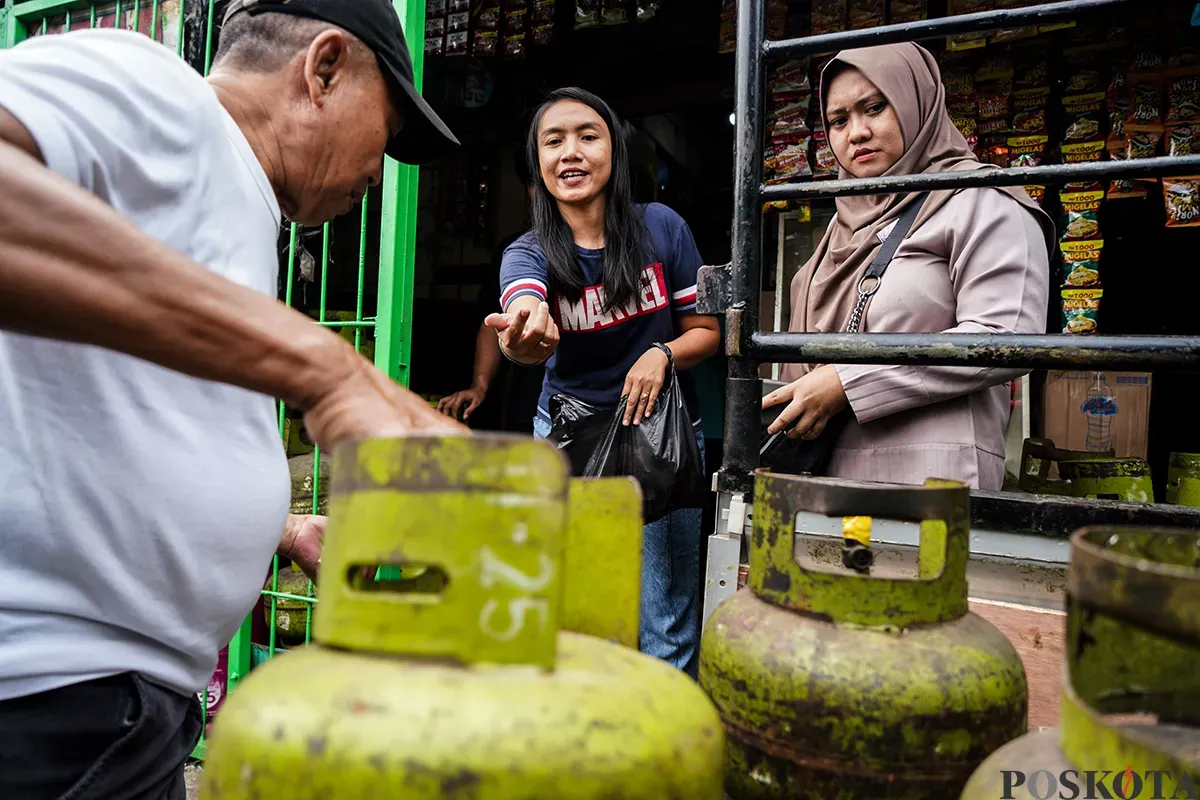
[762,43,1054,491]
[488,87,721,677]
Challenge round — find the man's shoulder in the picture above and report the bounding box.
[8,29,197,77]
[4,29,215,117]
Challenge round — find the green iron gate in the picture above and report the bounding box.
[1,0,427,760]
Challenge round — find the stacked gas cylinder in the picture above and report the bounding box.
[697,470,1199,799]
[961,526,1200,800]
[199,435,725,799]
[699,474,1029,799]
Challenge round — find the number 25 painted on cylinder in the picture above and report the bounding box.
[477,545,556,642]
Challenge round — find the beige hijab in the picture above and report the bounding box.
[781,42,1054,382]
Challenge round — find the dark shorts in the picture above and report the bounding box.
[0,672,203,800]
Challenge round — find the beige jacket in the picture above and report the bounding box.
[824,187,1049,491]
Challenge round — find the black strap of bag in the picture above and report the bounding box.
[760,192,929,476]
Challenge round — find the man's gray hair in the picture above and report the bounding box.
[212,10,370,73]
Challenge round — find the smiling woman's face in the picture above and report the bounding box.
[536,99,613,207]
[824,66,905,179]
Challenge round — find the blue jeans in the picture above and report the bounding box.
[534,414,705,678]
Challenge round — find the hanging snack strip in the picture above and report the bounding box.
[446,0,470,56]
[504,4,527,59]
[1060,65,1108,170]
[764,58,814,194]
[975,56,1015,167]
[600,0,627,26]
[426,0,447,56]
[946,0,990,52]
[575,0,599,28]
[943,61,980,156]
[1008,54,1052,203]
[1106,63,1145,199]
[1062,287,1102,334]
[849,0,885,30]
[532,0,555,46]
[813,0,848,36]
[1059,185,1105,289]
[718,0,736,53]
[473,3,501,56]
[636,0,660,22]
[888,0,927,23]
[1163,44,1200,227]
[721,0,785,53]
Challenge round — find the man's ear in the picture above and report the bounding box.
[302,29,351,108]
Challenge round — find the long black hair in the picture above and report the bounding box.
[525,87,648,313]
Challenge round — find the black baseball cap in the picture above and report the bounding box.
[222,0,459,165]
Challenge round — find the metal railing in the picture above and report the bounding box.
[715,0,1200,493]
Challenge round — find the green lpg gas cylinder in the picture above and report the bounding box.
[700,473,1028,800]
[262,564,313,647]
[200,435,725,799]
[1057,458,1155,504]
[960,526,1200,800]
[1166,452,1200,506]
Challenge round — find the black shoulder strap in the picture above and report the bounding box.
[863,192,929,280]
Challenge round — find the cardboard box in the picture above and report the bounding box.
[1040,371,1152,460]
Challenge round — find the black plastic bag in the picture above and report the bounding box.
[548,393,610,477]
[548,368,706,524]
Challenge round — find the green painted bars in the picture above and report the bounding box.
[1,0,427,761]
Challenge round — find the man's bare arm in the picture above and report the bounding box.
[0,108,462,446]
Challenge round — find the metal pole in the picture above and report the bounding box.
[763,0,1134,59]
[761,155,1200,202]
[721,0,766,494]
[749,332,1200,371]
[376,0,425,387]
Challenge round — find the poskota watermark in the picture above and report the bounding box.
[1001,767,1198,799]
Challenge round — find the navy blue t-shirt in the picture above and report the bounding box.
[499,203,704,428]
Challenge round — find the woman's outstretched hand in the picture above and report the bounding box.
[762,365,849,440]
[485,301,559,365]
[621,347,670,426]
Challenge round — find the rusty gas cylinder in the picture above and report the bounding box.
[1056,458,1155,504]
[699,474,1028,800]
[1166,452,1200,506]
[960,526,1200,800]
[200,435,725,799]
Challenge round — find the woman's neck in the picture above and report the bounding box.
[559,195,607,250]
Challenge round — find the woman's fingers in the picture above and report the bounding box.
[631,385,653,426]
[622,383,641,426]
[785,411,820,440]
[762,383,796,409]
[503,308,531,349]
[642,383,662,421]
[768,396,805,435]
[519,303,550,347]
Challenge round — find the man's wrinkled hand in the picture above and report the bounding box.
[278,514,327,583]
[302,358,468,452]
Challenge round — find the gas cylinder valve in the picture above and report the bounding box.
[841,515,873,573]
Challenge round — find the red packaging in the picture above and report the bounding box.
[201,646,229,737]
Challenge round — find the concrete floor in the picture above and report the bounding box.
[184,762,203,800]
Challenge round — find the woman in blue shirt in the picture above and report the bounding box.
[487,87,720,677]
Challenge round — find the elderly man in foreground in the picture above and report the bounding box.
[0,0,478,796]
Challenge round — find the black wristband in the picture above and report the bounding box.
[650,342,673,367]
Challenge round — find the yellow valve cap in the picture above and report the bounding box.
[842,515,872,547]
